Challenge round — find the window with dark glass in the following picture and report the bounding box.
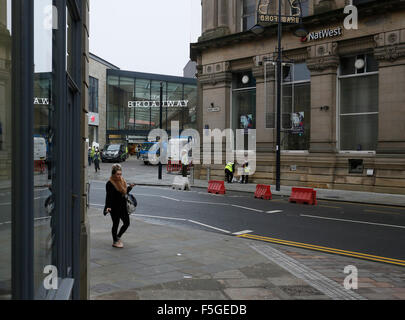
[89,76,99,113]
[281,63,311,151]
[290,0,309,17]
[242,0,257,31]
[232,71,256,135]
[339,54,379,151]
[134,78,151,131]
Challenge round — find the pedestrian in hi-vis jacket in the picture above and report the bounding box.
[104,164,135,249]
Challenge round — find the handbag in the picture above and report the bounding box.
[126,194,137,214]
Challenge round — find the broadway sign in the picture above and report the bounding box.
[128,100,189,108]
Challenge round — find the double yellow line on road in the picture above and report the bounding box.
[238,233,405,267]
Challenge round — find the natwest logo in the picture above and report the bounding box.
[301,27,343,42]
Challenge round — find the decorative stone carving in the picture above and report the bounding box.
[374,31,405,62]
[306,55,340,72]
[375,44,405,63]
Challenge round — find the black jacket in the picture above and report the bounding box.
[104,181,133,216]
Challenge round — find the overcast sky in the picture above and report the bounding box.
[89,0,202,77]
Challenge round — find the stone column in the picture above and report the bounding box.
[374,31,405,154]
[306,42,339,153]
[200,0,230,41]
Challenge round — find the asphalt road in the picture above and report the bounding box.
[89,180,405,265]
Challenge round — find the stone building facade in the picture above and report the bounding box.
[191,0,405,195]
[89,53,120,149]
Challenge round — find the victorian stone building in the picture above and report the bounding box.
[191,0,405,195]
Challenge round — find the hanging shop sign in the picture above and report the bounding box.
[88,112,99,126]
[301,26,343,42]
[128,100,189,108]
[257,0,302,24]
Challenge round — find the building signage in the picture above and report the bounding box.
[128,100,189,108]
[257,0,302,24]
[301,27,343,42]
[34,97,50,105]
[88,112,99,126]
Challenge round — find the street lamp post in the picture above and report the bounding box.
[276,0,283,192]
[158,82,163,180]
[253,0,308,191]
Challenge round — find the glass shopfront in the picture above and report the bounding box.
[0,0,12,300]
[2,0,86,300]
[106,70,197,145]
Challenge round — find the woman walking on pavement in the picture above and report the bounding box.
[94,148,101,173]
[104,164,135,248]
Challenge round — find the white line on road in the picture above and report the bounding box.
[232,205,263,213]
[181,200,229,206]
[160,196,181,202]
[266,210,283,214]
[90,204,105,208]
[301,214,405,230]
[188,220,231,234]
[132,214,232,234]
[232,230,253,236]
[133,214,186,222]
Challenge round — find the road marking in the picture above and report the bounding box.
[133,214,186,222]
[90,204,104,208]
[249,243,366,300]
[301,214,405,230]
[181,200,229,206]
[238,233,405,267]
[266,210,283,214]
[188,220,231,234]
[364,209,399,215]
[318,205,341,209]
[233,230,253,236]
[160,196,181,202]
[232,205,263,213]
[318,199,405,211]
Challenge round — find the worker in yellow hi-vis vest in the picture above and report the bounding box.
[241,161,250,184]
[224,162,235,183]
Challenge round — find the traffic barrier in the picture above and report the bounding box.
[289,187,317,205]
[34,160,46,174]
[172,176,191,191]
[167,160,193,174]
[254,184,272,200]
[167,160,182,173]
[208,180,226,195]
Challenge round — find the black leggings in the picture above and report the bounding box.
[110,212,130,242]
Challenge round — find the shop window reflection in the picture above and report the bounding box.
[33,0,54,299]
[0,0,12,300]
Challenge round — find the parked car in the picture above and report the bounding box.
[101,144,127,163]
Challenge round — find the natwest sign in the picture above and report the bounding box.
[301,27,343,42]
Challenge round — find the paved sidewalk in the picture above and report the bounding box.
[89,208,405,300]
[88,158,405,207]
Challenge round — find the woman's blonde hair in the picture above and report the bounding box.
[111,164,122,175]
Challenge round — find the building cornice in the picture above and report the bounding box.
[191,0,405,61]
